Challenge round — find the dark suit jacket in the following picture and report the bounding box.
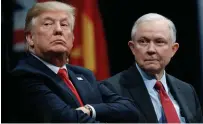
[9,54,142,123]
[102,65,203,123]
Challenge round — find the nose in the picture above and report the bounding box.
[147,42,156,54]
[54,22,62,35]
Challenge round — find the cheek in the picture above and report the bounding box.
[68,42,73,49]
[64,33,74,45]
[133,48,146,61]
[134,47,145,56]
[38,28,52,38]
[34,37,51,51]
[159,49,173,63]
[64,31,73,40]
[35,35,47,45]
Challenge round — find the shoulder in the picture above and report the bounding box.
[12,53,42,75]
[105,71,124,84]
[67,64,92,73]
[166,74,195,92]
[101,65,137,88]
[101,70,126,93]
[104,64,139,85]
[11,60,43,78]
[67,64,96,81]
[11,54,53,81]
[12,60,34,77]
[66,64,93,75]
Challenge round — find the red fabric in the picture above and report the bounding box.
[155,81,180,123]
[58,69,84,106]
[65,0,110,80]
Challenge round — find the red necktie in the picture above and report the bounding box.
[154,81,180,123]
[58,69,84,106]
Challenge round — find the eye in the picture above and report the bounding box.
[139,40,145,43]
[61,23,70,30]
[43,23,52,26]
[61,24,68,27]
[137,39,148,45]
[155,39,166,45]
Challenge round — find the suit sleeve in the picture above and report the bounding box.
[189,84,203,122]
[101,80,120,94]
[14,75,98,123]
[90,82,143,123]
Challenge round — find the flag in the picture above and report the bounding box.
[65,0,110,80]
[13,0,110,80]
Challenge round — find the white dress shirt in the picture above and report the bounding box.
[32,54,96,118]
[136,63,185,123]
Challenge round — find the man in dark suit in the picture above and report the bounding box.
[9,1,142,123]
[102,13,203,123]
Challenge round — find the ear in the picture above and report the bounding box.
[72,34,75,42]
[171,42,179,57]
[25,31,34,48]
[128,40,136,55]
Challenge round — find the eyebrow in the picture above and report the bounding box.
[42,17,69,22]
[43,17,54,21]
[139,36,150,40]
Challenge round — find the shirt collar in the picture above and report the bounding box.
[136,63,169,94]
[31,53,67,74]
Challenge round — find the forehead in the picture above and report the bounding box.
[135,20,170,39]
[37,10,70,21]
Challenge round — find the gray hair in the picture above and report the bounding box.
[25,1,75,33]
[131,13,177,42]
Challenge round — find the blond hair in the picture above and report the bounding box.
[25,1,75,33]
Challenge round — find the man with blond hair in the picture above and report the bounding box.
[10,1,143,123]
[102,13,203,123]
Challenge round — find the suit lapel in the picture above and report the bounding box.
[166,74,193,123]
[25,54,80,107]
[67,66,98,105]
[52,75,81,107]
[67,69,89,105]
[121,65,158,122]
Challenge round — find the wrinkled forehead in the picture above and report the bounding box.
[137,20,170,31]
[36,10,70,22]
[135,20,171,39]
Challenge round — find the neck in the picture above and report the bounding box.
[39,53,68,67]
[141,68,164,80]
[154,71,164,80]
[50,57,66,67]
[50,54,67,67]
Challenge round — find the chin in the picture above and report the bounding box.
[143,66,160,74]
[52,47,67,52]
[46,50,66,55]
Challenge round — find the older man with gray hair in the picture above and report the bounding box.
[102,13,203,123]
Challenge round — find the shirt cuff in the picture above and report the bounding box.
[86,104,96,119]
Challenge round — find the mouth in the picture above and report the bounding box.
[144,59,158,62]
[145,59,158,61]
[52,39,66,44]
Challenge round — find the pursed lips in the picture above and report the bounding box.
[144,59,158,62]
[52,39,66,44]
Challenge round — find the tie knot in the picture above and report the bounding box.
[58,68,68,79]
[154,81,164,91]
